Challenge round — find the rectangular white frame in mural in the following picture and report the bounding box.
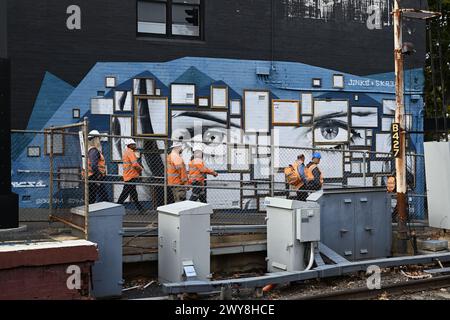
[230,99,241,116]
[301,93,313,114]
[91,98,113,115]
[110,115,133,162]
[382,117,394,132]
[211,86,228,109]
[272,100,300,126]
[272,126,313,168]
[320,149,344,178]
[351,129,366,146]
[105,76,116,88]
[198,97,209,107]
[351,106,378,128]
[333,74,344,88]
[313,99,349,144]
[134,96,168,136]
[133,78,155,96]
[228,145,251,172]
[170,83,196,105]
[45,130,64,156]
[244,90,270,133]
[383,99,396,115]
[375,133,391,158]
[114,90,132,112]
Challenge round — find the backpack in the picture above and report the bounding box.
[284,165,301,186]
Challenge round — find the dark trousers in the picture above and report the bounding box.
[189,181,206,203]
[118,178,144,211]
[296,185,309,201]
[88,176,108,204]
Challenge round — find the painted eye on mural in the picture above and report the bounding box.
[319,120,340,140]
[313,117,350,144]
[203,128,226,145]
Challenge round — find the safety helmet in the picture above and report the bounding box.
[88,130,100,140]
[171,141,183,149]
[126,138,136,146]
[312,152,321,159]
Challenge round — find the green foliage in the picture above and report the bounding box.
[424,0,450,121]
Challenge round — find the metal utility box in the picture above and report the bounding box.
[157,201,212,283]
[307,188,391,261]
[424,142,450,230]
[265,197,320,273]
[72,202,124,299]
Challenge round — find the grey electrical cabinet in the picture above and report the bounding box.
[424,142,450,230]
[307,188,391,261]
[265,197,320,273]
[72,202,124,299]
[157,201,212,283]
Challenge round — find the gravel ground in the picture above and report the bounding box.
[120,265,450,300]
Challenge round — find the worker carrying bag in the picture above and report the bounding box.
[284,163,304,188]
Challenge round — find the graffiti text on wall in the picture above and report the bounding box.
[347,78,395,87]
[12,181,47,188]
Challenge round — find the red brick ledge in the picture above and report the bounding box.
[0,240,98,270]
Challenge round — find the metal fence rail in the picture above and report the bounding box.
[11,127,428,234]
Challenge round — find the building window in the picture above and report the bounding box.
[137,0,202,39]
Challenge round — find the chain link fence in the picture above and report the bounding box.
[11,125,429,237]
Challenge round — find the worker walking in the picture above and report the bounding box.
[83,130,108,204]
[118,139,144,211]
[188,145,218,203]
[167,141,188,203]
[304,152,324,191]
[285,154,308,201]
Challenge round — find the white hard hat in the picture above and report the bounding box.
[125,138,136,146]
[171,141,183,149]
[88,130,100,140]
[89,130,100,136]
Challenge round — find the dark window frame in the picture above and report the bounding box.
[137,0,204,40]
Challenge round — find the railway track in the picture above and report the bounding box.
[290,275,450,300]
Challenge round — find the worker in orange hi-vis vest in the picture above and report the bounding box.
[188,145,218,203]
[82,130,108,204]
[167,141,188,203]
[304,152,324,191]
[118,139,144,211]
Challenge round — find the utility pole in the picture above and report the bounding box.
[392,2,440,253]
[393,0,408,252]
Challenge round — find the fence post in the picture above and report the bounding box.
[270,134,275,197]
[164,138,168,205]
[49,127,54,218]
[83,118,89,240]
[363,151,367,187]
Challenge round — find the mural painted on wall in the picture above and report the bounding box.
[11,57,425,214]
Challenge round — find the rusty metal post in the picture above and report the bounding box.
[164,138,168,205]
[270,134,275,197]
[83,118,89,240]
[393,0,408,252]
[49,127,54,218]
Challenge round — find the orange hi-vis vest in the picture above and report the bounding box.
[167,151,187,186]
[188,158,214,185]
[304,163,324,186]
[122,147,142,182]
[285,161,305,189]
[82,147,106,178]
